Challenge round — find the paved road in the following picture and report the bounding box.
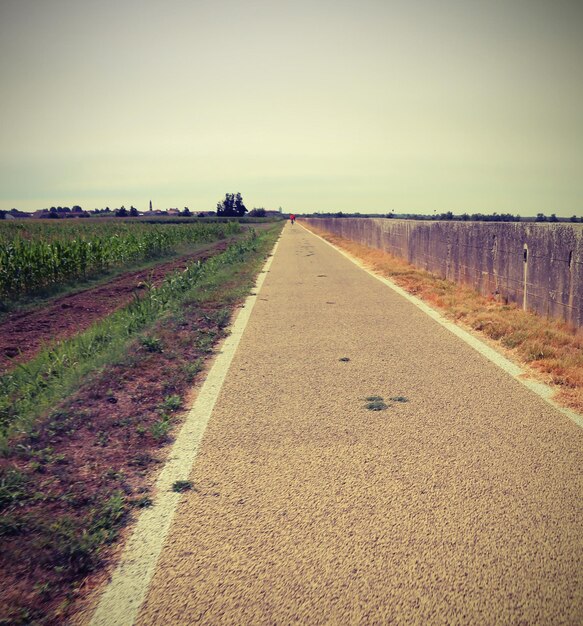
[136,224,582,624]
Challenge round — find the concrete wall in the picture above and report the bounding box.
[303,218,583,328]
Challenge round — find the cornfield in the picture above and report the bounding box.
[0,231,262,441]
[0,221,240,299]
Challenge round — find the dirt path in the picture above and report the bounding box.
[0,240,231,373]
[97,224,583,624]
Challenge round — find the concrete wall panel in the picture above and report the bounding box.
[304,218,583,327]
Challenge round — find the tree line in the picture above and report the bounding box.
[301,211,582,223]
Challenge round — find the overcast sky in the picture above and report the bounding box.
[1,0,582,215]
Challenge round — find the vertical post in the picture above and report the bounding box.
[523,244,528,311]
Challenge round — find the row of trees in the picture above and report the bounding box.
[403,212,579,222]
[2,193,273,220]
[41,206,143,218]
[49,205,84,214]
[216,193,247,217]
[303,211,582,223]
[214,196,270,217]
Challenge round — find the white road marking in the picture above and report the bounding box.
[89,237,281,626]
[302,224,583,430]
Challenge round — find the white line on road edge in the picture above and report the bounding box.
[302,224,583,430]
[89,236,282,626]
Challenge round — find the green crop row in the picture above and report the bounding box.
[0,221,240,299]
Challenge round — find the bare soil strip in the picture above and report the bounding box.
[0,241,231,373]
[126,224,581,625]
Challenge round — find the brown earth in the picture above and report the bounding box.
[0,259,254,625]
[0,241,231,373]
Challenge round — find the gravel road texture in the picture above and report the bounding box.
[116,224,581,624]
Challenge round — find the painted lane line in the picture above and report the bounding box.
[90,237,281,626]
[301,224,583,430]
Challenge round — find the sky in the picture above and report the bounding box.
[0,0,582,216]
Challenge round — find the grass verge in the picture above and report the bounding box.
[0,223,282,625]
[303,222,583,413]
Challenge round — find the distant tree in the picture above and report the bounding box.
[0,211,6,220]
[116,206,128,217]
[249,208,266,217]
[182,207,192,217]
[129,206,139,217]
[440,211,454,220]
[549,213,558,222]
[217,193,247,217]
[535,213,547,222]
[217,193,235,216]
[234,193,247,216]
[71,205,83,213]
[570,215,579,223]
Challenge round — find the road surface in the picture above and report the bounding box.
[96,223,583,624]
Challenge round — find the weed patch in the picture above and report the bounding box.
[131,495,153,508]
[0,468,29,506]
[184,358,204,382]
[140,336,164,353]
[364,396,389,411]
[172,480,193,493]
[150,418,172,442]
[160,394,181,412]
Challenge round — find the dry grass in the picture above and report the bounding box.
[304,223,583,413]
